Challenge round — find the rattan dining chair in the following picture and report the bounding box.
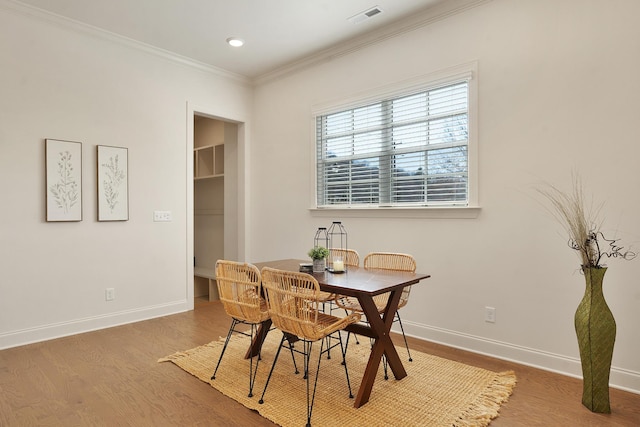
[316,248,360,305]
[211,260,269,398]
[317,248,360,308]
[329,248,360,269]
[326,248,361,344]
[258,267,361,427]
[335,252,417,374]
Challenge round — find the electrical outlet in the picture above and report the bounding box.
[153,210,172,222]
[485,306,496,323]
[105,288,115,301]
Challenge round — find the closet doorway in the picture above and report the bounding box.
[193,114,239,301]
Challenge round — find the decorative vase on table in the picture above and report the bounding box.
[574,266,615,413]
[312,258,326,273]
[308,246,329,273]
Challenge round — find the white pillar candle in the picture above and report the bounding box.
[333,259,344,272]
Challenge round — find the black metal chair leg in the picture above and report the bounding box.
[325,335,332,360]
[344,309,360,345]
[341,330,351,365]
[382,353,389,380]
[260,331,355,426]
[211,318,238,380]
[302,340,310,380]
[286,336,300,374]
[396,312,413,361]
[337,331,354,398]
[306,340,315,427]
[247,323,261,397]
[306,332,354,426]
[258,334,287,404]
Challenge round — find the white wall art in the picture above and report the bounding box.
[46,139,82,222]
[97,145,128,221]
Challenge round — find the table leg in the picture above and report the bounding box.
[245,319,272,359]
[353,289,405,408]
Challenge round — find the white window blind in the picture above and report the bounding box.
[316,80,469,208]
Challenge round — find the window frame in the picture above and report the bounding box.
[309,62,479,219]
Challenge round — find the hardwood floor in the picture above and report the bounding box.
[1,298,638,426]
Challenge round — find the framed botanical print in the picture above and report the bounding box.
[46,139,82,221]
[97,145,129,221]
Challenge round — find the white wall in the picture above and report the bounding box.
[0,2,252,347]
[250,0,640,392]
[2,0,638,394]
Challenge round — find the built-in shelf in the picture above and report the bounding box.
[194,143,224,179]
[194,116,235,301]
[194,266,218,301]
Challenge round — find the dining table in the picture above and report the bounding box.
[248,258,431,408]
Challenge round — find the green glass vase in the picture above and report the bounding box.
[574,266,615,413]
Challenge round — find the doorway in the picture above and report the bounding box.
[192,114,239,302]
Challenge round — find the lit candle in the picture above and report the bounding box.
[333,259,344,272]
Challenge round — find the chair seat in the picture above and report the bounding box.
[335,294,388,314]
[314,311,361,339]
[271,303,360,342]
[317,291,335,303]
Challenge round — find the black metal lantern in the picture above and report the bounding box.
[314,227,328,250]
[309,227,329,273]
[327,221,347,272]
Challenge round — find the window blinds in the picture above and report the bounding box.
[316,80,469,207]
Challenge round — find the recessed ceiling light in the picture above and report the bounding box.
[226,37,244,47]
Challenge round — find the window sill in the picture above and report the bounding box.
[309,206,481,219]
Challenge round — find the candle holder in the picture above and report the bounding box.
[327,221,348,273]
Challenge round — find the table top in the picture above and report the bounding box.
[254,259,430,298]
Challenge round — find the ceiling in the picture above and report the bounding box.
[14,0,456,80]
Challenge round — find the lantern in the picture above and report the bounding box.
[314,227,329,250]
[327,221,347,272]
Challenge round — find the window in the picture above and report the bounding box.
[315,78,472,209]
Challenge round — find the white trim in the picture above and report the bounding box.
[185,104,196,311]
[310,62,479,213]
[0,0,250,85]
[0,300,188,350]
[2,0,490,86]
[2,0,491,85]
[309,206,480,219]
[186,102,249,269]
[401,320,640,394]
[254,0,492,85]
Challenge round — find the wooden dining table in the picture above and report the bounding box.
[249,258,431,408]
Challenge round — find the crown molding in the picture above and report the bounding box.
[253,0,492,86]
[2,0,491,87]
[1,0,252,86]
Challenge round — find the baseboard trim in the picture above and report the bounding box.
[400,320,640,395]
[0,300,189,350]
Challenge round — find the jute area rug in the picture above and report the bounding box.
[159,332,516,427]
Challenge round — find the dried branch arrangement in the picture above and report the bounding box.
[537,177,636,268]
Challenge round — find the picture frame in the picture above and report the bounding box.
[97,145,129,221]
[46,139,83,222]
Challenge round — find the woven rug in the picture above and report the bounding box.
[159,332,516,427]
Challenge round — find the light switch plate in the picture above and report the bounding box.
[153,211,172,222]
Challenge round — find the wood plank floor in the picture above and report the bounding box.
[1,298,638,426]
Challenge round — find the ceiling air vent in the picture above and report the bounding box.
[348,6,383,25]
